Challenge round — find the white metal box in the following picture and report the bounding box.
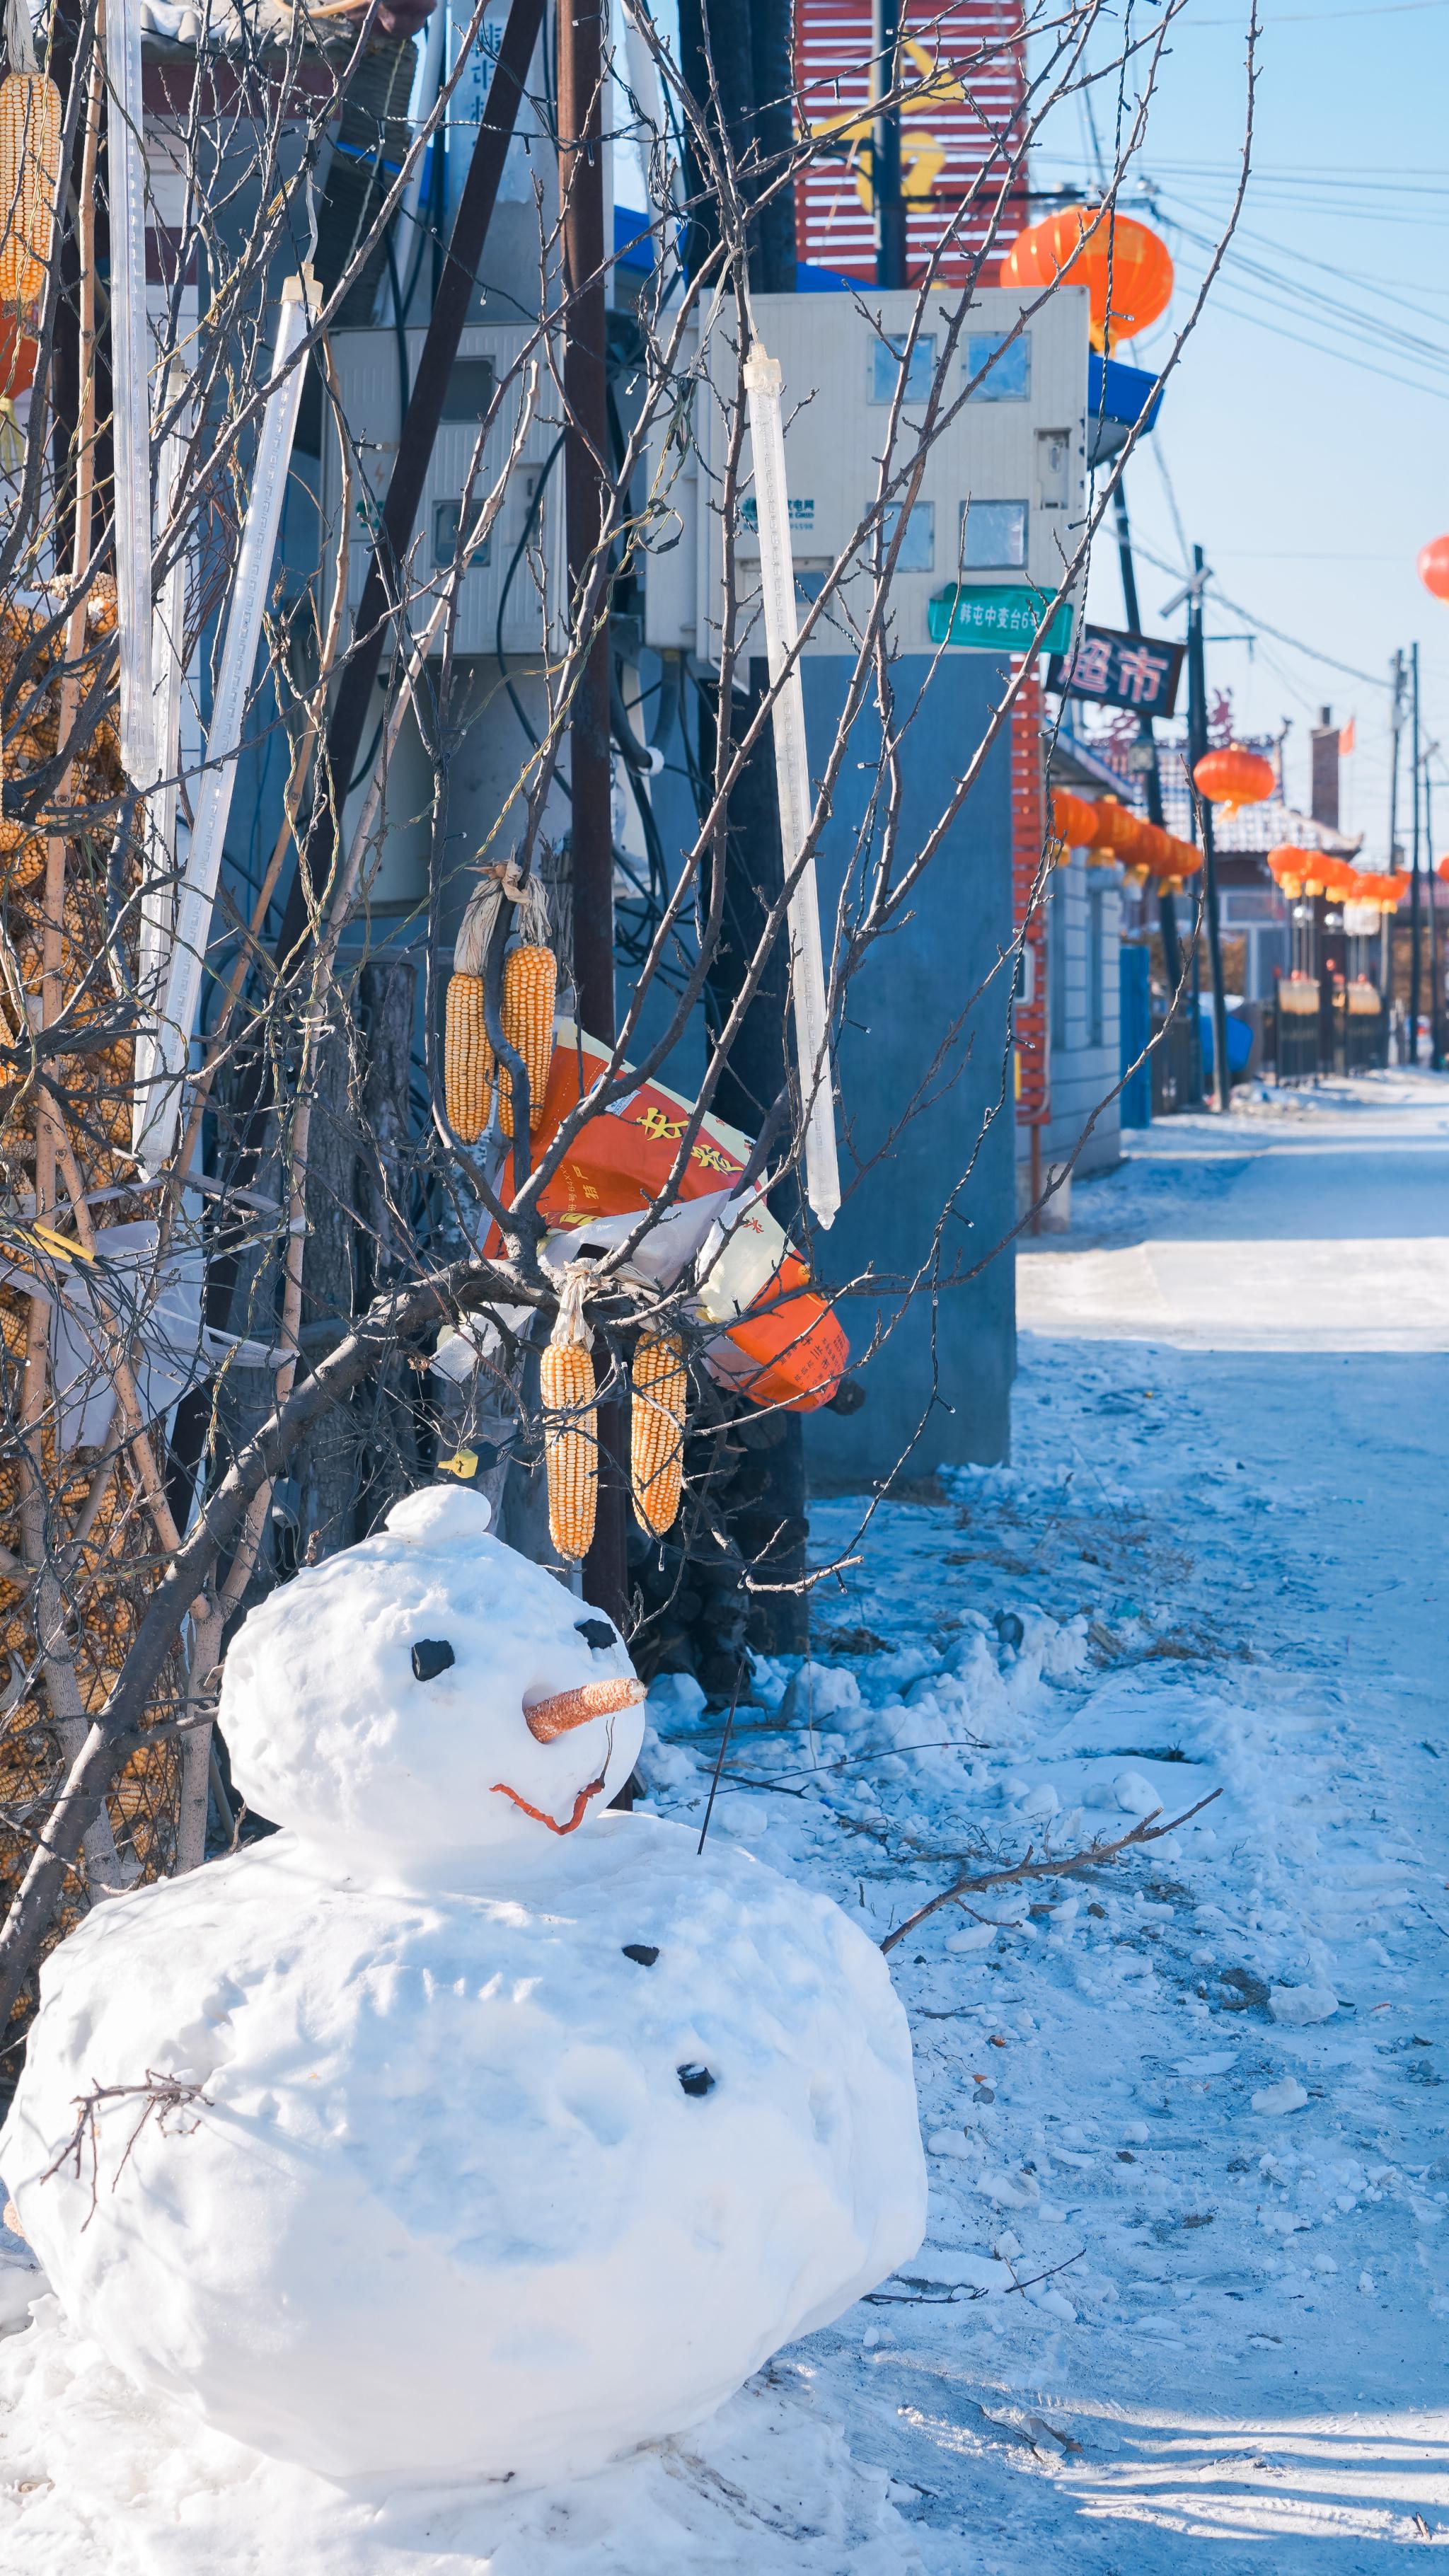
[319,325,566,658]
[642,285,1090,662]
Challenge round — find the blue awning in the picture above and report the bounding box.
[1087,353,1163,464]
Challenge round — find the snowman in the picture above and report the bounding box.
[1,1486,925,2489]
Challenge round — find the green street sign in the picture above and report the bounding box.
[926,584,1075,655]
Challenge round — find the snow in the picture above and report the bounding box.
[1,1491,923,2494]
[215,1485,648,1875]
[5,1070,1449,2562]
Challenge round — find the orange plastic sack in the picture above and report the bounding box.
[483,1024,847,1412]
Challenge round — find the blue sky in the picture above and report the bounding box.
[1042,0,1449,848]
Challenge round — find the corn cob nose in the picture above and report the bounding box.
[524,1676,647,1743]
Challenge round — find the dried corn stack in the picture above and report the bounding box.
[0,0,60,321]
[630,1330,686,1537]
[444,971,492,1143]
[541,1263,597,1564]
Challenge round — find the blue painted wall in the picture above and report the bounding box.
[801,651,1017,1490]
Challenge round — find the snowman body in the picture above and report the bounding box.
[1,1489,925,2488]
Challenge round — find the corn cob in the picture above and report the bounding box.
[444,969,492,1143]
[497,940,557,1136]
[0,826,43,889]
[0,69,60,317]
[541,1263,597,1563]
[630,1330,686,1537]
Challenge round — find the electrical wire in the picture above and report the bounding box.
[1136,533,1394,692]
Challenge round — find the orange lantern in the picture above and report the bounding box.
[1418,536,1449,602]
[1438,856,1449,884]
[1049,787,1094,852]
[1155,836,1201,892]
[1083,795,1141,863]
[1192,745,1276,818]
[1267,845,1309,898]
[1125,820,1170,888]
[1002,205,1173,353]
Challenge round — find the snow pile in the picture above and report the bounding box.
[4,1824,923,2486]
[0,1487,923,2493]
[0,2289,924,2575]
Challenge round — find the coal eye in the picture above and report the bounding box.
[411,1639,456,1681]
[575,1618,616,1651]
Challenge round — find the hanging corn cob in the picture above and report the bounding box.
[447,860,557,1144]
[500,929,556,1137]
[630,1329,686,1537]
[540,1262,597,1564]
[444,968,491,1143]
[0,0,60,323]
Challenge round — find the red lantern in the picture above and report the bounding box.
[1192,746,1275,818]
[1268,845,1310,897]
[1083,795,1140,860]
[1418,537,1449,602]
[1001,205,1173,353]
[1049,788,1093,850]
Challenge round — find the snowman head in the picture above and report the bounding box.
[219,1487,647,1884]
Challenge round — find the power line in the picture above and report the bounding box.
[1134,537,1395,691]
[1184,0,1449,25]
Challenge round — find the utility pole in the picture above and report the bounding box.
[558,0,625,1627]
[1385,648,1404,1026]
[1426,753,1444,1072]
[872,0,906,289]
[1112,482,1180,994]
[1185,544,1232,1115]
[1409,640,1424,1072]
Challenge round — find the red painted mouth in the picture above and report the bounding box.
[490,1772,610,1835]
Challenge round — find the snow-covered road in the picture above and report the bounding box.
[788,1068,1449,2569]
[2,1070,1446,2570]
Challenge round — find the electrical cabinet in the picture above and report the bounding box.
[319,325,566,658]
[642,285,1090,662]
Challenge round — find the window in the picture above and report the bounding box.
[1088,885,1105,1048]
[966,332,1030,400]
[440,357,496,421]
[870,332,937,405]
[960,499,1028,570]
[433,501,492,571]
[880,500,934,572]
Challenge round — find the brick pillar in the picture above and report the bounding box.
[1310,705,1340,831]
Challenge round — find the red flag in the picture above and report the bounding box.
[1339,718,1356,756]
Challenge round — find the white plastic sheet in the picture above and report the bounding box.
[105,0,156,789]
[132,366,191,1155]
[134,274,314,1177]
[742,342,840,1229]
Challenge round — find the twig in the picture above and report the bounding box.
[38,2069,211,2226]
[879,1789,1223,1953]
[697,1660,744,1854]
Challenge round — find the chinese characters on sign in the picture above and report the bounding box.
[926,584,1074,654]
[1045,622,1184,717]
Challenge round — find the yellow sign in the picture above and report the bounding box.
[808,40,967,214]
